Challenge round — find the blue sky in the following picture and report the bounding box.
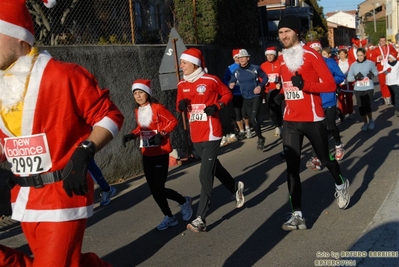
[318,0,360,14]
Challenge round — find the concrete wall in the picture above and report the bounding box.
[38,45,264,183]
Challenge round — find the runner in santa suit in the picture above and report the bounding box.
[348,37,367,65]
[122,79,193,231]
[0,1,124,266]
[277,15,350,231]
[260,46,283,137]
[176,48,245,233]
[371,36,398,105]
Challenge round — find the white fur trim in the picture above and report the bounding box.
[138,104,153,128]
[93,117,120,138]
[180,54,201,66]
[265,50,277,55]
[132,83,151,95]
[0,20,34,46]
[43,0,57,8]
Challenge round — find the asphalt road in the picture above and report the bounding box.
[1,87,398,267]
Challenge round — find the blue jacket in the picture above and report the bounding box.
[321,57,346,108]
[223,63,241,96]
[230,64,268,99]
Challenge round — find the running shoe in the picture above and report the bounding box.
[335,145,346,161]
[187,216,206,233]
[274,127,281,137]
[237,131,245,140]
[361,123,369,132]
[395,110,399,117]
[334,179,350,209]
[368,120,375,130]
[227,133,238,143]
[157,215,178,230]
[100,186,117,206]
[220,136,228,147]
[257,137,265,150]
[235,181,245,208]
[245,128,252,139]
[306,157,321,171]
[180,196,193,221]
[282,213,307,231]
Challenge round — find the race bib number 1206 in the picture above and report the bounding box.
[4,133,52,176]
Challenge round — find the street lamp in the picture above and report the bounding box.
[372,2,380,32]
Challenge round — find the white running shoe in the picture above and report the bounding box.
[235,181,245,208]
[282,213,307,231]
[335,179,350,209]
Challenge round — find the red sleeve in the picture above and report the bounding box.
[176,81,184,112]
[156,103,178,134]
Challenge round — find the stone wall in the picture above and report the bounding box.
[39,45,264,183]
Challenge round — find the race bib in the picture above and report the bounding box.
[189,104,208,122]
[139,130,159,148]
[283,81,304,100]
[356,77,370,87]
[268,73,279,83]
[4,134,52,176]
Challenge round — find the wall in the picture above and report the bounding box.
[39,45,265,183]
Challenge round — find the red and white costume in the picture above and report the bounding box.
[260,60,281,93]
[131,102,177,156]
[279,45,336,122]
[0,51,123,267]
[176,75,232,142]
[371,43,398,98]
[0,52,123,222]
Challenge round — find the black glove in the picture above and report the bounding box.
[148,133,164,146]
[178,99,188,112]
[274,93,285,105]
[1,168,16,189]
[122,133,136,147]
[291,71,304,90]
[204,104,218,116]
[62,146,94,197]
[366,71,374,79]
[354,72,364,81]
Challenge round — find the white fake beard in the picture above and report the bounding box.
[0,54,34,112]
[137,104,153,128]
[282,44,305,72]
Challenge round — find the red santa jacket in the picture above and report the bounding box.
[176,74,232,143]
[260,60,281,93]
[0,52,124,222]
[131,102,177,156]
[279,45,336,122]
[371,44,398,71]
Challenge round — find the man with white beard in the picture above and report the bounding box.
[0,0,124,266]
[277,15,350,231]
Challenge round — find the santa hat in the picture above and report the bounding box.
[278,15,301,34]
[0,0,57,46]
[352,38,367,48]
[132,79,152,96]
[232,49,241,58]
[265,46,277,55]
[307,41,322,50]
[180,48,207,72]
[338,45,347,50]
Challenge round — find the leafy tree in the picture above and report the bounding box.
[364,19,386,45]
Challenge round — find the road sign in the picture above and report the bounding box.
[159,28,187,91]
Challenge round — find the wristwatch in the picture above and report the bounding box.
[79,140,96,157]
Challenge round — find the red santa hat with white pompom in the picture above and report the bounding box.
[0,0,57,46]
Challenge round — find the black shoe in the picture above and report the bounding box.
[237,132,245,140]
[257,137,265,150]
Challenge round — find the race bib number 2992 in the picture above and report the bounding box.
[4,134,52,176]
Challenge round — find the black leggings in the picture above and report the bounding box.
[354,90,373,116]
[243,97,263,138]
[193,140,236,222]
[143,154,185,217]
[266,89,283,128]
[311,106,341,159]
[283,121,344,211]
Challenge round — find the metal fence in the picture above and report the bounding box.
[28,0,175,46]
